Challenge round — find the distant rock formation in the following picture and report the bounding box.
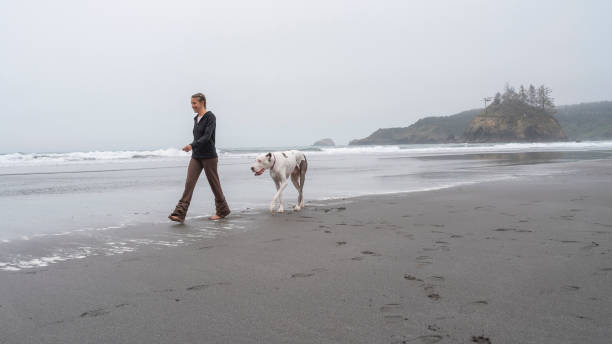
[464,101,566,142]
[313,138,335,146]
[348,100,610,145]
[349,110,479,145]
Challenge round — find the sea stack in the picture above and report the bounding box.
[464,99,566,142]
[313,138,335,146]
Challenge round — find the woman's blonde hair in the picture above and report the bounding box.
[191,93,206,108]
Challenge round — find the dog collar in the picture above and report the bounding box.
[271,154,276,170]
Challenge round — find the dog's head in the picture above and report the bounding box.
[250,152,274,176]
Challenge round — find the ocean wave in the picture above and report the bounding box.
[2,141,612,167]
[0,148,190,167]
[310,141,612,156]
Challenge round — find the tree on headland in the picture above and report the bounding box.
[492,92,501,105]
[518,85,528,103]
[486,83,555,114]
[528,84,537,105]
[536,85,555,112]
[501,83,517,103]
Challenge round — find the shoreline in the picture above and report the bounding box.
[1,159,611,343]
[0,171,529,272]
[0,157,605,272]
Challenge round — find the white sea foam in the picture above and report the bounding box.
[310,141,612,156]
[0,148,190,167]
[3,141,611,168]
[0,219,249,272]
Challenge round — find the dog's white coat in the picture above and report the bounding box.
[251,150,308,212]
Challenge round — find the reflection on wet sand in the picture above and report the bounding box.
[415,150,612,166]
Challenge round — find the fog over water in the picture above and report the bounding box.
[1,1,611,153]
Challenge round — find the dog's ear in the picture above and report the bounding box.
[266,152,272,160]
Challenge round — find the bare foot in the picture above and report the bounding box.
[168,215,185,223]
[209,215,224,220]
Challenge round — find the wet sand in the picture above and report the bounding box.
[1,160,611,344]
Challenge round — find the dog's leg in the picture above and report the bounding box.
[298,158,307,209]
[276,178,289,213]
[291,170,301,211]
[270,177,289,213]
[270,179,281,212]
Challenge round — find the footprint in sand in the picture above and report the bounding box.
[575,314,593,320]
[187,282,231,291]
[427,293,440,301]
[561,285,580,292]
[423,284,440,301]
[416,256,433,264]
[494,228,532,233]
[291,272,315,278]
[187,284,211,291]
[471,335,492,344]
[264,238,284,243]
[80,308,110,318]
[459,300,489,314]
[404,274,424,282]
[380,304,406,325]
[380,303,402,313]
[407,335,444,344]
[291,268,326,278]
[427,324,441,332]
[383,314,406,324]
[581,242,599,250]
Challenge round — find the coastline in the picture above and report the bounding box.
[1,159,611,343]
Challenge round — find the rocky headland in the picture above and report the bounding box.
[463,100,566,142]
[349,85,611,145]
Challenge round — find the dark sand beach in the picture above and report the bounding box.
[1,159,611,344]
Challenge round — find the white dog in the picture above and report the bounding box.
[251,150,308,212]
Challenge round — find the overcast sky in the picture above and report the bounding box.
[1,0,610,153]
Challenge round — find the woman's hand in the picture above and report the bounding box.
[182,144,193,152]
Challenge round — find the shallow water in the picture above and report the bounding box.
[1,141,611,270]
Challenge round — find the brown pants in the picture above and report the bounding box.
[171,157,230,219]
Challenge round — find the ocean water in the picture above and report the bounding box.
[1,141,612,271]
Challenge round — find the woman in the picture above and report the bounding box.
[169,93,230,222]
